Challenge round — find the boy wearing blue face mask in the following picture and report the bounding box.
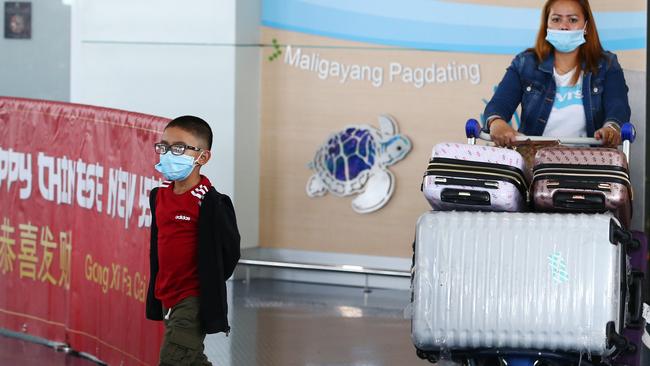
[146,115,240,366]
[484,0,630,148]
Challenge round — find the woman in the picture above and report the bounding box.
[484,0,630,147]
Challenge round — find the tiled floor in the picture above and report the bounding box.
[204,279,425,366]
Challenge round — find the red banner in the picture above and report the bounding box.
[0,97,167,365]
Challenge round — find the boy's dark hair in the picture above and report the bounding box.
[165,115,213,150]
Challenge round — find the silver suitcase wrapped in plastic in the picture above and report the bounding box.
[411,211,643,363]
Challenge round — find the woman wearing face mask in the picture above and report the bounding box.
[484,0,630,148]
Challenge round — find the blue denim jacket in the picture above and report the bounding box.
[484,50,630,137]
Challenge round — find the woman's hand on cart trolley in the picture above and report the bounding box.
[464,118,636,162]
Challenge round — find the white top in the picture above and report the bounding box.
[543,67,587,137]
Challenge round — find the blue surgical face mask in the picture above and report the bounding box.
[155,152,202,181]
[546,24,587,53]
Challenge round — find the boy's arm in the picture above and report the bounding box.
[217,194,241,280]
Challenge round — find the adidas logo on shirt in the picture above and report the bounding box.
[175,215,191,221]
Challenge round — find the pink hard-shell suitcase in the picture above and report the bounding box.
[532,146,632,228]
[422,143,528,212]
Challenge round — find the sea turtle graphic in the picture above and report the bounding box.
[306,114,412,213]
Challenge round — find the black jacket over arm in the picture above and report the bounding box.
[146,186,241,334]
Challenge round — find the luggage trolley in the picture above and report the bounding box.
[411,120,645,366]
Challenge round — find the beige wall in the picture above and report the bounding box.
[259,4,646,258]
[257,32,476,256]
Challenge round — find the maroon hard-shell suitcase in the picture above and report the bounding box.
[532,146,632,227]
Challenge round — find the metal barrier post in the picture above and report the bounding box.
[364,274,371,293]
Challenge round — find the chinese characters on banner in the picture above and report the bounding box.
[0,219,70,287]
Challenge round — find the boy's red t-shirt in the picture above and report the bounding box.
[154,175,212,309]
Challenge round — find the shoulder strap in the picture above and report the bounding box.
[149,187,159,212]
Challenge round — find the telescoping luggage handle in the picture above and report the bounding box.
[464,119,636,163]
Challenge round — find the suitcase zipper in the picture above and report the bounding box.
[533,167,629,180]
[534,163,628,173]
[426,163,527,187]
[533,172,632,187]
[425,168,527,196]
[431,157,525,175]
[428,158,526,184]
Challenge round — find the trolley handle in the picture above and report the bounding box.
[464,118,636,162]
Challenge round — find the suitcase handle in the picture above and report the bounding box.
[465,119,636,163]
[441,188,491,206]
[609,220,641,252]
[552,192,605,211]
[627,271,645,328]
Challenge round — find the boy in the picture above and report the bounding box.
[146,115,240,366]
